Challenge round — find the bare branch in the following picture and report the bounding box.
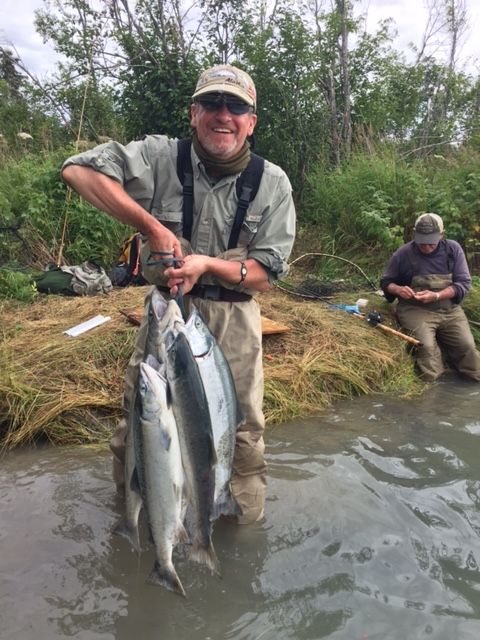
[6,43,76,136]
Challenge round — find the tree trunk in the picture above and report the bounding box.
[337,0,351,158]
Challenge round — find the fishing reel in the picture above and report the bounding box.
[365,311,384,326]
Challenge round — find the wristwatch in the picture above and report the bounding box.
[238,262,247,285]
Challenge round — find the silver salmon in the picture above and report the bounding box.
[138,362,188,596]
[164,329,220,575]
[111,388,143,553]
[113,289,183,553]
[185,306,243,519]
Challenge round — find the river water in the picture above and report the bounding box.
[1,377,480,640]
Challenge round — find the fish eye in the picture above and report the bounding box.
[195,317,202,328]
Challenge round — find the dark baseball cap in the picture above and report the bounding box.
[414,213,444,244]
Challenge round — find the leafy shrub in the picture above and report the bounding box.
[0,269,37,302]
[302,150,427,255]
[423,149,480,247]
[0,148,131,270]
[302,146,480,264]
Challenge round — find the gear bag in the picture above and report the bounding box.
[33,266,76,296]
[34,262,113,296]
[109,232,147,287]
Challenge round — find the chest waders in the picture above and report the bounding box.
[112,138,271,523]
[397,241,455,312]
[395,242,480,382]
[172,138,265,302]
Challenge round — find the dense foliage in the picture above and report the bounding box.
[303,145,480,266]
[0,149,129,271]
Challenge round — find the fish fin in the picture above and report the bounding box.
[176,520,190,545]
[207,431,217,467]
[189,538,221,577]
[166,381,173,408]
[173,481,185,506]
[111,517,141,553]
[174,478,182,497]
[147,523,155,546]
[147,560,186,597]
[129,467,141,494]
[212,488,242,521]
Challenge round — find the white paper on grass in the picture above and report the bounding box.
[64,314,112,337]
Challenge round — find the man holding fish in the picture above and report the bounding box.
[62,64,296,525]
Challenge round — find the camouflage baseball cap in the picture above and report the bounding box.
[414,213,444,244]
[192,64,257,109]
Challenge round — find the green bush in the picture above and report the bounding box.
[423,149,480,247]
[0,148,131,270]
[301,146,480,266]
[463,282,480,345]
[302,150,427,255]
[0,269,37,302]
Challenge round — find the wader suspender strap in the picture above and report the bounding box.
[228,153,264,249]
[446,240,454,273]
[176,138,265,247]
[406,245,418,276]
[406,239,454,277]
[177,138,195,241]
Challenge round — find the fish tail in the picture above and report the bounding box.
[190,538,221,576]
[111,517,141,553]
[147,560,186,597]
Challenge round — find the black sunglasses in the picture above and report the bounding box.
[195,93,252,116]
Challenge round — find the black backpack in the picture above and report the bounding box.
[109,232,147,287]
[176,138,265,249]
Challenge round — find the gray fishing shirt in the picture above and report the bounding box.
[380,239,471,304]
[62,135,296,281]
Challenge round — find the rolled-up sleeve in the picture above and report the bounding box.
[247,166,296,281]
[61,136,175,205]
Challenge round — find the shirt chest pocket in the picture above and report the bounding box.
[236,211,262,247]
[151,199,183,235]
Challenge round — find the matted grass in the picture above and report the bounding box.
[0,285,422,450]
[1,287,145,449]
[261,287,421,423]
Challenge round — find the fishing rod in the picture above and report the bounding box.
[326,302,421,346]
[287,252,378,291]
[353,310,422,347]
[275,251,379,301]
